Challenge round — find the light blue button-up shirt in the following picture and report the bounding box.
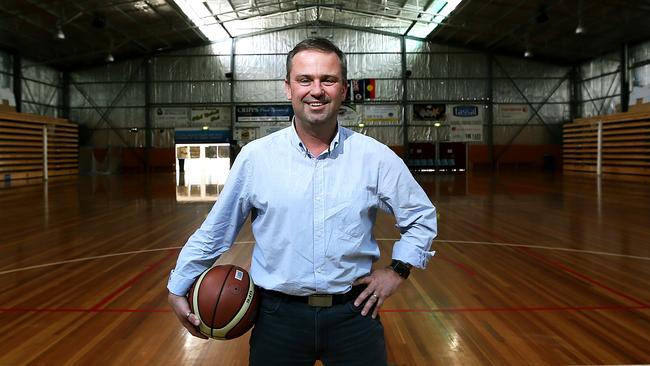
[168,123,437,296]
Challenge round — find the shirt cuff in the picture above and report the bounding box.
[392,245,436,269]
[167,270,197,296]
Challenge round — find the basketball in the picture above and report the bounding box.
[187,264,260,340]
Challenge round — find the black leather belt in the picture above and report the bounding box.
[260,285,366,307]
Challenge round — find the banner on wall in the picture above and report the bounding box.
[154,107,189,125]
[190,107,229,126]
[364,79,376,99]
[413,104,446,121]
[447,104,483,123]
[496,104,531,122]
[363,105,399,124]
[449,124,483,142]
[348,79,376,102]
[235,105,293,122]
[350,80,364,102]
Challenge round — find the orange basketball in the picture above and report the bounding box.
[187,264,260,340]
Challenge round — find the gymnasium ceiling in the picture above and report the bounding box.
[1,0,650,70]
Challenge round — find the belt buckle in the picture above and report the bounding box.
[308,295,333,307]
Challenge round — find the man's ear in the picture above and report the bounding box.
[284,79,292,100]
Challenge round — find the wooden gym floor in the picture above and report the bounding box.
[0,171,648,365]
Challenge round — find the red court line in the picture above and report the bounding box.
[0,308,171,313]
[89,249,178,311]
[517,247,648,307]
[436,254,477,277]
[1,304,648,314]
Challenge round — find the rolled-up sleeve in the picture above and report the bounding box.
[167,147,254,296]
[378,146,437,269]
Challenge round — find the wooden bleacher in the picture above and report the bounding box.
[0,110,78,181]
[563,110,650,180]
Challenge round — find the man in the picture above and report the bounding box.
[168,37,437,366]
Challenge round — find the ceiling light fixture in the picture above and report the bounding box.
[105,53,115,62]
[56,25,65,40]
[524,49,533,58]
[576,0,585,34]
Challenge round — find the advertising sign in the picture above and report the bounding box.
[235,105,293,122]
[337,105,361,125]
[449,124,483,142]
[448,104,483,123]
[174,128,230,143]
[413,104,446,121]
[496,104,531,122]
[154,107,189,126]
[363,105,399,124]
[190,107,229,126]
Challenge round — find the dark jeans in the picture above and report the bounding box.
[249,290,387,366]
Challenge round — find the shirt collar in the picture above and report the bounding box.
[290,117,341,157]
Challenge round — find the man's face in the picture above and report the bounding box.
[285,50,347,128]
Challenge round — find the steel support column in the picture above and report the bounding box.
[12,53,21,112]
[61,71,70,119]
[620,43,629,112]
[400,36,409,161]
[569,66,579,121]
[486,53,494,170]
[145,57,152,171]
[230,38,237,166]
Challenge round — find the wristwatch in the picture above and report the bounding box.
[387,259,412,279]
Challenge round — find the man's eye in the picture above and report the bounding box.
[299,79,311,85]
[322,80,336,86]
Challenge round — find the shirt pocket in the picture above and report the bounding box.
[329,189,376,239]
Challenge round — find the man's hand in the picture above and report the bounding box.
[352,268,404,319]
[168,292,209,339]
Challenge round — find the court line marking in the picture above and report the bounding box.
[430,239,650,261]
[1,238,648,276]
[0,246,184,275]
[517,246,648,307]
[90,249,178,311]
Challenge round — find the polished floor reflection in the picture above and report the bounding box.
[175,142,231,202]
[0,172,648,365]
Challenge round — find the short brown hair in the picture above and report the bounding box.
[286,37,347,82]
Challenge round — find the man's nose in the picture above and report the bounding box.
[310,80,324,96]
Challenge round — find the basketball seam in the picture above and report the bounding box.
[214,277,254,338]
[210,265,234,339]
